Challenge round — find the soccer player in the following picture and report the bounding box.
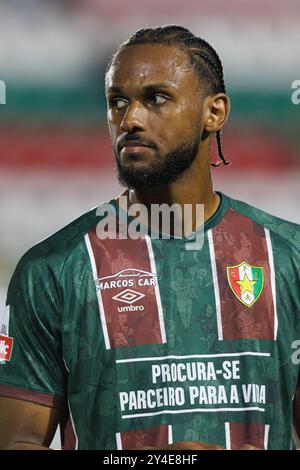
[0,25,300,450]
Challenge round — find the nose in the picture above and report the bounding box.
[120,100,146,133]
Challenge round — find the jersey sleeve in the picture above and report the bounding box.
[0,249,67,408]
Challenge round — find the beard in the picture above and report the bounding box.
[114,133,201,190]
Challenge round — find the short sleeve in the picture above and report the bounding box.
[0,249,67,408]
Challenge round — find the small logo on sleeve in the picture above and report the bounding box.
[0,335,13,361]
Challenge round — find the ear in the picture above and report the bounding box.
[203,93,230,132]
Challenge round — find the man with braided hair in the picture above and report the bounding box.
[1,25,300,450]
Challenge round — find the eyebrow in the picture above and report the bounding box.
[106,83,173,94]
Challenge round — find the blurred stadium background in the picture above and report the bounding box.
[0,0,299,449]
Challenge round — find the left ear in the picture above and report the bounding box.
[203,93,230,132]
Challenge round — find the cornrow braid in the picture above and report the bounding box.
[106,25,230,166]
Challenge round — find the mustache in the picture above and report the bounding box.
[117,134,156,151]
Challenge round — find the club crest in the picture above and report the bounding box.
[226,261,264,308]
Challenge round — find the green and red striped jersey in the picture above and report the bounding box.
[1,192,300,450]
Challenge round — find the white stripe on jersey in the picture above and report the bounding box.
[264,228,278,340]
[115,432,122,450]
[168,425,173,445]
[84,234,111,350]
[264,424,270,450]
[207,229,223,341]
[145,235,167,344]
[224,422,231,449]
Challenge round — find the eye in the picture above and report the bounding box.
[148,94,168,105]
[111,98,127,109]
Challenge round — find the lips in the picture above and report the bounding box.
[120,141,152,149]
[121,145,153,156]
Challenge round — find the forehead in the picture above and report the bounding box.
[106,44,199,92]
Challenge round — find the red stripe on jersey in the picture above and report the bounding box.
[211,208,275,340]
[118,425,169,450]
[61,415,77,450]
[88,227,164,349]
[228,421,266,450]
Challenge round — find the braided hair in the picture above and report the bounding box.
[106,25,230,167]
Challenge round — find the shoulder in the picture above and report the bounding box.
[8,204,102,294]
[224,193,300,253]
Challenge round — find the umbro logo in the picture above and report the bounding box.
[112,289,145,305]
